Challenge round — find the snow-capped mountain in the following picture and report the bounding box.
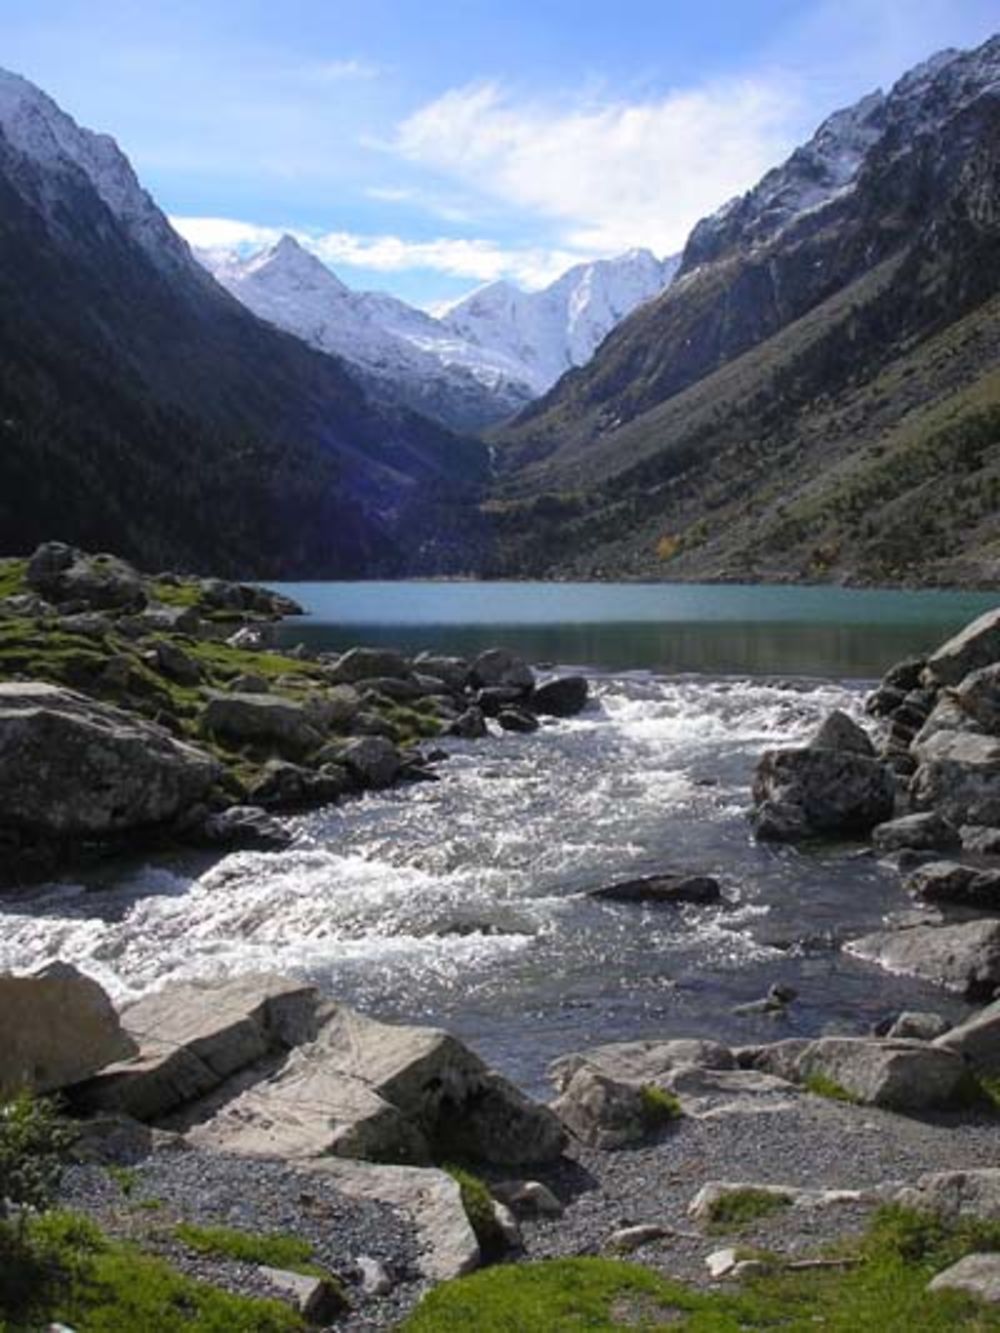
[683,41,1000,272]
[440,249,679,395]
[0,68,195,272]
[201,239,677,431]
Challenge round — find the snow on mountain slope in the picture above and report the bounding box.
[201,239,677,430]
[0,67,194,270]
[441,249,679,393]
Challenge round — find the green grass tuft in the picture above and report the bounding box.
[0,559,27,600]
[639,1084,683,1129]
[705,1187,794,1233]
[445,1166,507,1257]
[174,1222,324,1277]
[803,1073,860,1104]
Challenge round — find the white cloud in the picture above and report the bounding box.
[296,58,381,83]
[170,215,581,288]
[393,77,802,255]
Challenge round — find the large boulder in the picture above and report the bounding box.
[26,542,146,611]
[953,664,1000,734]
[0,683,220,838]
[550,1038,735,1093]
[795,1037,965,1110]
[326,648,411,685]
[808,710,875,756]
[925,609,1000,687]
[531,676,590,718]
[0,963,137,1097]
[73,974,321,1120]
[413,654,471,692]
[934,999,1000,1073]
[470,650,534,692]
[910,731,1000,826]
[192,1002,565,1167]
[337,737,401,788]
[904,861,1000,908]
[871,812,960,854]
[848,919,1000,1000]
[550,1067,655,1149]
[928,1254,1000,1303]
[202,693,323,757]
[752,746,895,840]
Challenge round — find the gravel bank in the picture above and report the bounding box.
[60,1146,427,1331]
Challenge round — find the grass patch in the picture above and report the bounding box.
[803,1073,860,1104]
[174,1222,324,1277]
[639,1084,682,1129]
[107,1165,138,1198]
[402,1206,1000,1331]
[148,579,202,609]
[704,1187,794,1233]
[0,1211,304,1331]
[0,558,27,600]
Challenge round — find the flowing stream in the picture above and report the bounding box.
[4,573,995,1097]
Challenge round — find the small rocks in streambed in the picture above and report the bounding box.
[848,918,1000,1000]
[588,872,720,906]
[871,812,960,854]
[470,648,534,692]
[904,860,1000,907]
[191,805,293,852]
[447,706,488,739]
[732,983,797,1016]
[881,1011,951,1042]
[497,707,540,734]
[531,675,589,718]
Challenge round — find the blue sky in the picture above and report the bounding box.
[5,0,998,305]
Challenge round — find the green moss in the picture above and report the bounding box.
[705,1187,794,1233]
[174,1222,325,1278]
[148,579,202,609]
[0,558,27,600]
[804,1073,860,1104]
[445,1167,507,1257]
[403,1206,1000,1331]
[639,1084,682,1129]
[1,1211,304,1331]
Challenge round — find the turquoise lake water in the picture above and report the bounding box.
[268,581,1000,677]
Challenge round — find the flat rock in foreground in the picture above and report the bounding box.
[0,963,137,1097]
[0,682,220,837]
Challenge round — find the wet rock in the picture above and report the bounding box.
[866,685,907,718]
[589,872,720,905]
[732,984,797,1016]
[886,1011,951,1041]
[953,664,1000,734]
[904,860,1000,908]
[872,812,960,854]
[883,657,927,693]
[0,963,137,1097]
[550,1039,735,1093]
[194,805,293,851]
[752,747,895,839]
[751,800,810,842]
[532,676,590,718]
[925,609,1000,687]
[928,1253,1000,1303]
[471,649,534,692]
[796,1036,966,1110]
[912,750,1000,828]
[497,707,540,734]
[413,653,471,692]
[326,648,410,685]
[0,682,219,838]
[808,710,875,756]
[202,692,323,757]
[476,686,527,717]
[337,737,401,789]
[447,706,488,739]
[961,826,1000,856]
[849,919,1000,1000]
[248,760,348,809]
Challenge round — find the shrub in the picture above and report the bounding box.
[0,1092,75,1223]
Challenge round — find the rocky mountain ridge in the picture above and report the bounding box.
[490,34,1000,587]
[202,237,677,432]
